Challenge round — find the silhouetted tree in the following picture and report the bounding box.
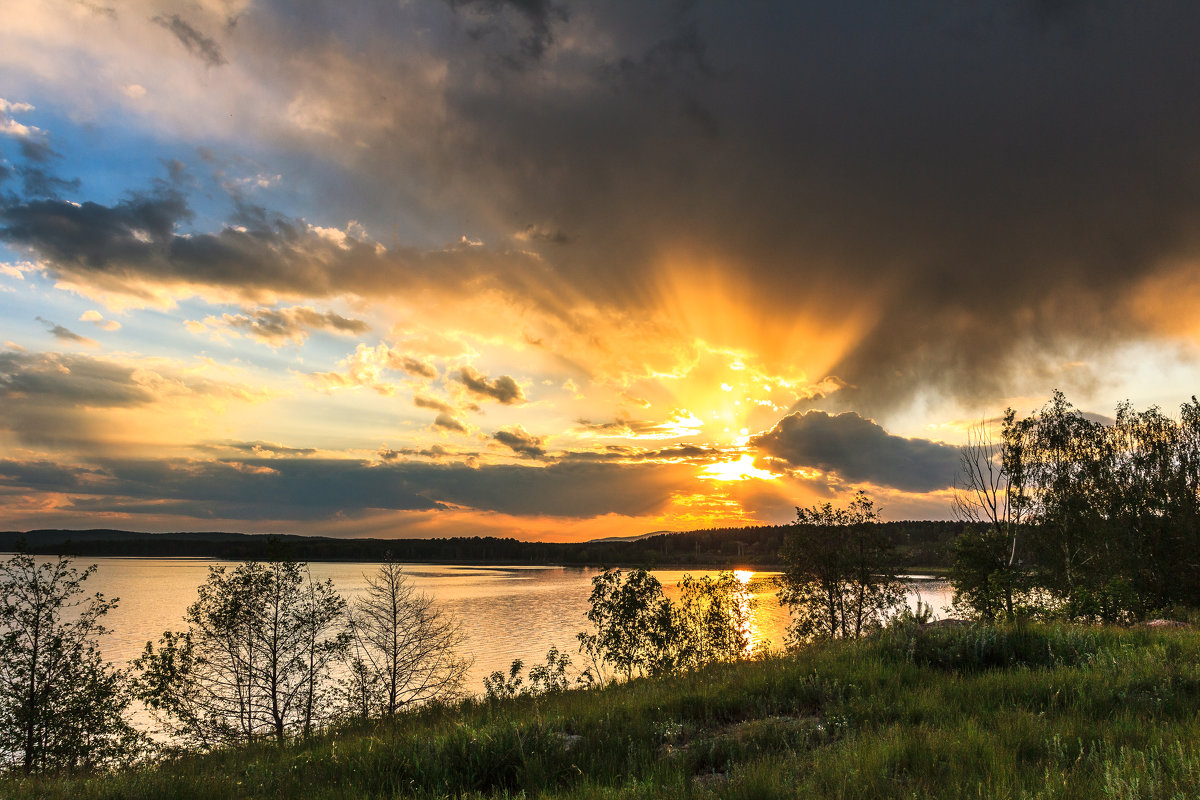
[338,561,469,719]
[483,645,589,700]
[0,554,141,774]
[776,491,905,644]
[134,561,348,748]
[951,415,1034,619]
[953,392,1200,622]
[577,568,677,682]
[578,567,755,682]
[673,572,753,669]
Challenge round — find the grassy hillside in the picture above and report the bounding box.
[7,622,1200,799]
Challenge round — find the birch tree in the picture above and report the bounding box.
[135,561,347,748]
[339,562,469,720]
[0,554,141,774]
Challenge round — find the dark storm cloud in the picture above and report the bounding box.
[448,0,565,63]
[8,3,1200,411]
[750,411,960,493]
[17,167,80,200]
[0,459,98,493]
[152,14,227,67]
[492,426,545,459]
[454,366,524,404]
[0,456,695,520]
[294,0,1200,410]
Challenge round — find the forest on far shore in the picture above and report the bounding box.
[0,520,967,570]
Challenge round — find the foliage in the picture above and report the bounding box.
[482,659,525,701]
[577,568,754,682]
[878,621,1101,671]
[673,572,753,669]
[577,568,679,681]
[15,623,1200,799]
[528,645,588,695]
[483,645,592,701]
[952,392,1200,623]
[339,561,469,720]
[134,561,348,748]
[0,554,142,774]
[776,491,906,644]
[949,524,1032,621]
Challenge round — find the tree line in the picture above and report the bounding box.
[952,391,1200,622]
[1,520,967,569]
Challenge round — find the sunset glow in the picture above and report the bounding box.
[700,456,779,483]
[2,3,1200,540]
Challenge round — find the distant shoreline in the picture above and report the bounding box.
[0,520,965,571]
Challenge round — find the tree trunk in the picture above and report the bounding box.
[24,619,39,774]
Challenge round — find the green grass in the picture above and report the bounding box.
[8,623,1200,799]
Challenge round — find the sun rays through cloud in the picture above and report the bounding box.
[2,2,1199,537]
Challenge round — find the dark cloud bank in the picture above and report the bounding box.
[256,1,1200,409]
[751,411,960,493]
[0,457,695,521]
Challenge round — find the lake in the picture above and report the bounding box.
[23,556,953,702]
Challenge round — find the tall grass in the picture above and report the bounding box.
[7,623,1200,799]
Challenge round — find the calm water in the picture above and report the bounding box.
[22,557,952,704]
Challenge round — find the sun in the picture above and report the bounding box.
[700,454,778,482]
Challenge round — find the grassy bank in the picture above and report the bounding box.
[7,622,1200,799]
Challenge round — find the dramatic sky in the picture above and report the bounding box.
[3,1,1200,539]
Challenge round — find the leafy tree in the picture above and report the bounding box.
[338,561,469,720]
[949,525,1029,621]
[954,392,1200,622]
[527,645,582,694]
[578,568,755,682]
[673,572,753,669]
[134,561,348,748]
[0,554,141,774]
[776,491,905,645]
[1022,391,1119,618]
[577,568,678,682]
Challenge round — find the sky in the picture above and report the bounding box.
[3,1,1200,540]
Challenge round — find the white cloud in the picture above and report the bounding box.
[79,309,122,331]
[0,97,39,138]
